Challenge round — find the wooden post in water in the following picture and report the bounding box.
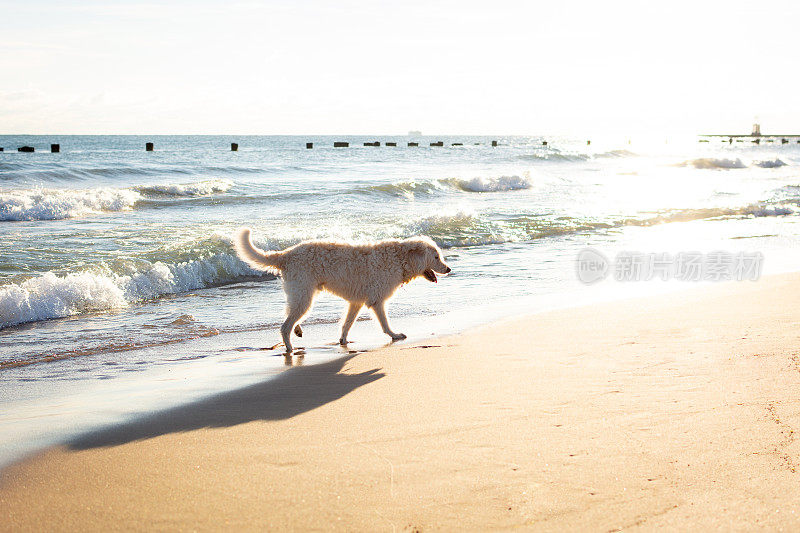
[542,141,548,146]
[587,140,591,145]
[0,147,4,152]
[231,143,239,151]
[51,144,60,153]
[146,142,154,151]
[334,142,349,147]
[491,140,498,147]
[306,142,313,149]
[18,146,34,152]
[386,142,397,147]
[408,142,418,147]
[430,141,443,147]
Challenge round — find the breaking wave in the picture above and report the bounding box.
[0,234,269,329]
[753,158,787,168]
[405,212,511,247]
[681,157,791,170]
[514,149,635,163]
[364,180,443,198]
[360,174,533,198]
[0,187,141,221]
[444,174,533,192]
[0,179,234,221]
[683,158,747,170]
[517,152,590,163]
[132,179,233,197]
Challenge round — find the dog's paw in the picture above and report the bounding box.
[339,338,349,346]
[294,325,303,337]
[391,333,407,341]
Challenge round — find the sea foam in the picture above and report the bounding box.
[0,187,141,221]
[0,179,234,222]
[0,234,268,329]
[0,272,127,327]
[133,178,233,197]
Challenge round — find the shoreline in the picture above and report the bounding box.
[0,270,764,471]
[3,273,800,529]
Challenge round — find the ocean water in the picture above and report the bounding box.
[2,134,800,465]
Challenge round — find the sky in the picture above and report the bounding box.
[2,0,799,135]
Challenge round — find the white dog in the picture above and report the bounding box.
[233,228,451,353]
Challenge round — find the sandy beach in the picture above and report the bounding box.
[2,274,800,531]
[6,1,800,530]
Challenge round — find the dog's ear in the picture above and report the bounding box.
[405,240,428,271]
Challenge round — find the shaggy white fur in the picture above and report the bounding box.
[233,227,451,353]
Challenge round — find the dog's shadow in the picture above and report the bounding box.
[68,354,383,450]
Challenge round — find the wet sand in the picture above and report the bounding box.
[2,274,800,531]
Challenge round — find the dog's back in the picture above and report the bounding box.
[280,240,406,303]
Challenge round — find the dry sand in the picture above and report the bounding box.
[2,275,800,531]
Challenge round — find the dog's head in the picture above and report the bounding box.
[403,236,451,283]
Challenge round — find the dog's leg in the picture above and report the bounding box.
[281,289,313,353]
[339,302,362,345]
[371,300,406,341]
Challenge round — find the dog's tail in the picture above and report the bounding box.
[233,227,284,272]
